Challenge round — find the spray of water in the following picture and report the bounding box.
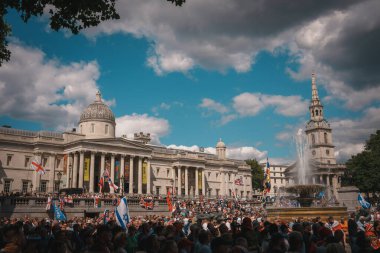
[295,129,311,184]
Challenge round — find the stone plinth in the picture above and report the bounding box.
[266,206,348,222]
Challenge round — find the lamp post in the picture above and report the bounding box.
[30,183,33,194]
[57,171,62,193]
[68,164,72,188]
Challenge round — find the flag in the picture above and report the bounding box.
[317,191,325,199]
[94,196,101,208]
[98,177,104,193]
[358,193,371,209]
[115,197,130,230]
[30,157,45,175]
[46,197,52,211]
[166,189,173,212]
[103,168,110,179]
[54,203,66,221]
[263,158,271,194]
[103,209,109,224]
[59,198,65,210]
[108,178,119,191]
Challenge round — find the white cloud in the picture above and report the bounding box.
[233,92,308,117]
[167,143,267,161]
[0,43,103,130]
[276,132,292,142]
[116,113,170,144]
[199,98,229,114]
[330,107,380,161]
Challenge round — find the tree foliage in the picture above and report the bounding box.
[246,159,264,191]
[346,130,380,195]
[0,0,185,66]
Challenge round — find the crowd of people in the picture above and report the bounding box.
[1,194,380,253]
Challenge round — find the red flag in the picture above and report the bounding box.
[166,189,173,212]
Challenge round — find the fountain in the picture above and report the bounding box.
[266,129,347,221]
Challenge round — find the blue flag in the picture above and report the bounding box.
[358,193,371,209]
[115,197,130,230]
[54,204,67,221]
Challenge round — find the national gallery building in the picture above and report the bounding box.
[0,92,252,197]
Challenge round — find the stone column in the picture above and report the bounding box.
[312,177,316,184]
[138,157,142,194]
[100,153,105,179]
[78,151,85,189]
[327,175,330,186]
[172,167,176,195]
[48,154,56,192]
[184,167,188,196]
[33,153,42,192]
[146,159,151,194]
[177,166,182,196]
[120,155,125,193]
[129,156,134,194]
[195,168,199,196]
[202,169,205,196]
[72,153,79,188]
[110,154,115,193]
[66,154,72,188]
[89,152,95,193]
[319,175,323,185]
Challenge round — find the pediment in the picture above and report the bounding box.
[75,137,152,151]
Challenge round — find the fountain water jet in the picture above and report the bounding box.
[295,129,310,184]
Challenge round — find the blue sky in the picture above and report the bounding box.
[1,1,380,163]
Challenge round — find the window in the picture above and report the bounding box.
[228,174,231,181]
[56,158,61,168]
[281,179,283,184]
[40,181,47,193]
[312,150,316,156]
[24,156,31,167]
[91,123,95,133]
[327,160,331,164]
[167,169,169,177]
[6,155,12,166]
[156,186,160,195]
[241,191,244,197]
[315,110,319,116]
[229,189,232,196]
[311,134,315,145]
[274,179,277,183]
[324,133,328,144]
[105,124,109,134]
[4,180,11,193]
[54,181,60,192]
[22,181,29,193]
[42,158,48,167]
[326,149,330,155]
[156,168,160,175]
[80,124,82,133]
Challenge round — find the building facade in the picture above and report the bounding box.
[0,92,252,198]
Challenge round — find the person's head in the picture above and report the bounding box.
[146,234,160,253]
[312,222,321,236]
[241,217,252,230]
[159,240,178,253]
[268,233,289,252]
[235,237,248,249]
[178,238,193,253]
[328,216,334,224]
[198,230,211,245]
[96,224,112,243]
[326,242,346,253]
[2,224,25,247]
[113,232,127,248]
[288,231,303,252]
[292,223,303,233]
[334,229,344,243]
[218,223,229,234]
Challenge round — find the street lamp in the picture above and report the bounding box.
[57,171,62,193]
[30,183,33,194]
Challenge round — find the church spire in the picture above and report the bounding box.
[309,73,324,121]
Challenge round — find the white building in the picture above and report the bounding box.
[0,91,252,198]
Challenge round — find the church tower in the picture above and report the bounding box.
[305,73,337,165]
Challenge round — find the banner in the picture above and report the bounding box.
[115,160,120,182]
[198,170,202,190]
[84,157,90,182]
[142,161,147,184]
[63,154,68,175]
[124,163,129,182]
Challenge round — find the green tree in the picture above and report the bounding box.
[246,159,264,191]
[0,0,185,66]
[346,130,380,198]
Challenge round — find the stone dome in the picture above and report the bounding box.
[216,138,226,148]
[79,91,115,125]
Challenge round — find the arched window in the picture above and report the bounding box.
[326,149,330,155]
[105,124,109,134]
[315,110,319,116]
[312,110,314,117]
[311,134,315,145]
[91,123,95,133]
[324,132,328,143]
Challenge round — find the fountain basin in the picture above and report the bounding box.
[266,206,348,222]
[284,184,325,207]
